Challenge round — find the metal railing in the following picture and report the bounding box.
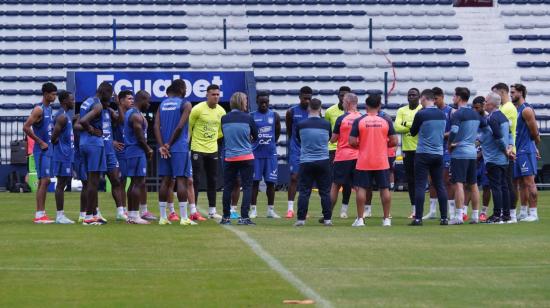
[0,116,27,165]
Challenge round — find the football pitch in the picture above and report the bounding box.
[1,191,549,307]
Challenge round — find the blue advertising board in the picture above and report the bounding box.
[66,71,257,107]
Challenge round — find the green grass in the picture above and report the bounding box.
[1,191,549,307]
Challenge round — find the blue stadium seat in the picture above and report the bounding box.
[0,103,17,109]
[389,48,405,54]
[392,62,407,68]
[423,61,439,67]
[533,61,548,67]
[453,61,469,67]
[285,76,302,82]
[17,103,35,110]
[331,76,347,82]
[408,62,423,67]
[509,35,524,41]
[317,76,332,82]
[438,61,454,67]
[517,61,532,67]
[319,89,335,95]
[269,76,286,82]
[513,48,529,54]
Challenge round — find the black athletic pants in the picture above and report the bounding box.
[414,153,448,220]
[487,163,510,216]
[191,151,218,208]
[222,160,253,219]
[297,160,332,221]
[403,150,416,206]
[506,160,517,210]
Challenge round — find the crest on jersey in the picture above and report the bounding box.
[268,117,274,124]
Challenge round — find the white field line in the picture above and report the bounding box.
[198,207,332,308]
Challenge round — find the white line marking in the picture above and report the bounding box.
[223,225,333,308]
[197,207,332,307]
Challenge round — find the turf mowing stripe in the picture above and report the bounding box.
[223,225,333,308]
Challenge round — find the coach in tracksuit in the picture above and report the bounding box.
[294,98,333,226]
[219,92,258,226]
[479,92,513,223]
[409,89,448,226]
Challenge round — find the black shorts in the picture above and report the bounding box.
[450,158,477,184]
[332,159,356,185]
[353,169,390,189]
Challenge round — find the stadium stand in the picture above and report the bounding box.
[0,0,549,161]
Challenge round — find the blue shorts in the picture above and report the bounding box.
[477,161,489,187]
[127,154,147,177]
[253,156,278,183]
[353,169,390,189]
[34,151,51,179]
[289,154,300,175]
[72,153,87,181]
[451,158,477,184]
[80,144,106,173]
[514,153,538,178]
[332,159,356,185]
[106,152,119,172]
[52,161,72,177]
[117,154,127,179]
[158,151,193,178]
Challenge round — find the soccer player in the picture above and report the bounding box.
[492,82,518,222]
[325,86,352,218]
[78,82,111,225]
[511,84,540,222]
[23,82,57,223]
[408,89,448,226]
[250,92,281,219]
[472,96,492,222]
[73,114,88,222]
[448,87,487,225]
[51,90,75,224]
[112,90,134,220]
[219,92,258,225]
[350,94,398,227]
[394,88,422,218]
[479,92,513,224]
[423,87,454,220]
[154,83,196,226]
[293,98,332,227]
[285,86,313,219]
[100,92,126,221]
[124,90,152,224]
[189,84,226,220]
[329,93,362,225]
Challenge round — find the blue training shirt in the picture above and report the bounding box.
[440,104,454,156]
[112,113,125,159]
[296,115,331,163]
[449,106,487,159]
[516,102,537,155]
[479,110,511,166]
[124,108,147,158]
[159,96,190,153]
[52,109,74,162]
[289,104,309,158]
[79,97,104,148]
[251,109,277,158]
[410,106,446,155]
[32,102,53,156]
[221,109,258,159]
[102,109,115,154]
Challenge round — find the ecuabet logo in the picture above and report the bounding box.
[96,74,224,99]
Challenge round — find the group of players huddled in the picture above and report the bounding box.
[23,80,541,226]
